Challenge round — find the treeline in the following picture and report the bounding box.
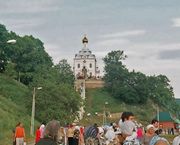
[0,24,81,124]
[103,50,180,114]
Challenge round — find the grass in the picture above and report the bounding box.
[0,75,38,145]
[80,88,159,125]
[0,75,31,106]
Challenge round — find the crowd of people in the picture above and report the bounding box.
[13,112,180,145]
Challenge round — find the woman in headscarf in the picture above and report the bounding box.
[142,124,156,145]
[149,135,170,145]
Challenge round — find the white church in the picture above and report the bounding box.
[73,36,100,79]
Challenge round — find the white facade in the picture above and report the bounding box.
[74,36,99,79]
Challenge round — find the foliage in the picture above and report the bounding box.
[0,24,82,127]
[103,50,149,104]
[103,50,179,114]
[54,59,75,86]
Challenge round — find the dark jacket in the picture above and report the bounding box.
[35,137,57,145]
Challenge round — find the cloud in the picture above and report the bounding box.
[100,30,146,38]
[172,18,180,27]
[0,0,62,14]
[1,18,46,30]
[95,38,129,48]
[158,49,180,60]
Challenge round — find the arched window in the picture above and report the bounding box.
[78,64,80,68]
[89,63,92,68]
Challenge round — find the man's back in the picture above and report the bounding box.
[84,126,98,139]
[36,138,57,145]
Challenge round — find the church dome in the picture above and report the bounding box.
[74,35,96,59]
[82,36,88,44]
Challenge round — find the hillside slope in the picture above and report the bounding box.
[0,75,35,145]
[80,88,162,125]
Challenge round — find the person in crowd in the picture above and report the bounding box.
[73,126,80,145]
[142,124,156,145]
[149,135,170,145]
[63,123,69,145]
[36,120,61,145]
[67,123,75,145]
[151,119,161,135]
[39,122,46,139]
[136,125,143,144]
[59,127,65,145]
[35,126,41,143]
[15,122,26,145]
[172,134,180,145]
[105,126,116,145]
[120,112,138,143]
[84,123,99,145]
[12,128,16,145]
[79,126,85,145]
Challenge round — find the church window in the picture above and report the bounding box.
[78,64,80,68]
[89,63,92,68]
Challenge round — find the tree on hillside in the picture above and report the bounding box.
[103,50,176,105]
[54,59,74,86]
[0,23,82,124]
[26,80,81,124]
[147,75,178,111]
[103,50,148,104]
[0,24,12,72]
[103,50,128,92]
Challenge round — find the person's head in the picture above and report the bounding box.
[121,112,134,122]
[44,120,61,142]
[151,119,159,128]
[93,123,98,127]
[16,122,21,127]
[36,125,40,130]
[155,140,169,145]
[19,122,23,127]
[150,136,169,145]
[42,121,46,125]
[146,124,155,135]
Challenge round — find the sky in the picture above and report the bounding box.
[0,0,180,98]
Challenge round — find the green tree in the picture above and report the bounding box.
[54,59,75,85]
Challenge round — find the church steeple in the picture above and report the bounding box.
[82,35,88,47]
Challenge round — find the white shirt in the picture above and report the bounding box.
[172,135,180,145]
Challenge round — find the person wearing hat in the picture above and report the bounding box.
[142,124,156,145]
[149,135,170,145]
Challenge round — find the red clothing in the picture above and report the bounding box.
[137,128,143,138]
[35,129,41,143]
[15,126,25,138]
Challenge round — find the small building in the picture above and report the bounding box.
[154,112,177,134]
[73,36,100,79]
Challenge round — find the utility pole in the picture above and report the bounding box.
[30,87,42,136]
[30,87,36,136]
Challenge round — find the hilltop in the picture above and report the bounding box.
[80,88,174,126]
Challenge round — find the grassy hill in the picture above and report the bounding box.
[0,75,36,145]
[80,88,162,126]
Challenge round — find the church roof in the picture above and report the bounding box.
[75,36,96,59]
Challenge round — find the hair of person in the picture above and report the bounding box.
[42,121,46,125]
[44,120,60,142]
[151,119,158,124]
[93,123,98,127]
[121,112,134,122]
[16,122,21,127]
